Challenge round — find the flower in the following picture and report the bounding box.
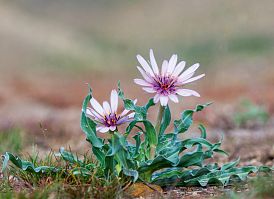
[86,90,135,133]
[134,49,205,106]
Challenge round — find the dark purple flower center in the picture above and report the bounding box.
[104,113,120,127]
[154,75,177,95]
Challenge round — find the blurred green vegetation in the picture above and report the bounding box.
[221,175,274,199]
[233,100,269,128]
[0,129,23,154]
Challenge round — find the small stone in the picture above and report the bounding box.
[192,191,199,196]
[125,183,162,198]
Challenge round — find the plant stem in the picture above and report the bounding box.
[155,105,165,136]
[149,105,165,159]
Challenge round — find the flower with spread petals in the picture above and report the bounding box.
[134,49,205,106]
[86,90,135,133]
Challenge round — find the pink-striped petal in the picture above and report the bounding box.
[167,54,177,74]
[172,61,186,76]
[176,89,200,97]
[110,90,118,112]
[159,96,169,106]
[98,127,110,133]
[128,112,135,118]
[103,101,111,115]
[168,94,179,103]
[149,49,159,75]
[86,107,102,120]
[134,79,152,87]
[109,126,116,131]
[137,66,154,83]
[136,54,154,77]
[161,60,169,76]
[143,87,156,93]
[182,74,205,84]
[90,98,105,116]
[120,99,137,117]
[178,72,195,83]
[180,63,200,78]
[153,94,161,103]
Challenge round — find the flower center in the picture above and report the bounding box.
[155,75,177,95]
[104,113,119,127]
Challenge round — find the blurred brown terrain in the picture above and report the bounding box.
[0,0,274,167]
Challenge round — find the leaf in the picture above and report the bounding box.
[72,167,92,177]
[152,164,273,187]
[59,147,84,167]
[133,132,142,158]
[2,152,59,173]
[123,168,139,182]
[159,105,171,139]
[80,90,103,148]
[173,103,211,137]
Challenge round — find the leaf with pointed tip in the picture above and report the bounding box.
[81,90,103,148]
[173,103,211,137]
[159,105,171,139]
[2,152,59,173]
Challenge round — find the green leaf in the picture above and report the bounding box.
[2,152,59,173]
[173,103,211,137]
[80,90,103,148]
[59,147,84,167]
[159,105,171,139]
[72,167,92,177]
[92,146,106,167]
[123,168,139,182]
[133,132,142,158]
[152,164,273,187]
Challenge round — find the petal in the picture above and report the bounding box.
[109,126,116,131]
[159,96,169,106]
[161,60,169,76]
[103,101,111,115]
[128,112,135,118]
[149,49,159,75]
[120,99,137,117]
[167,54,177,74]
[137,66,154,83]
[168,94,179,103]
[153,94,161,103]
[99,127,110,133]
[110,90,119,112]
[90,98,105,116]
[172,61,186,76]
[182,74,205,84]
[136,54,154,77]
[86,107,103,120]
[134,79,152,87]
[142,87,156,93]
[180,63,200,78]
[178,72,195,83]
[176,89,200,97]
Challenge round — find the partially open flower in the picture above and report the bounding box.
[134,49,205,106]
[86,90,135,133]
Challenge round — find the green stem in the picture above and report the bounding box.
[149,105,165,159]
[155,105,165,136]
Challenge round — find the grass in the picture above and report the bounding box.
[0,129,23,154]
[0,150,128,199]
[220,175,274,199]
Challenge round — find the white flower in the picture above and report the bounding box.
[134,49,205,106]
[86,90,135,133]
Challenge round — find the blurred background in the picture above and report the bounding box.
[0,0,274,164]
